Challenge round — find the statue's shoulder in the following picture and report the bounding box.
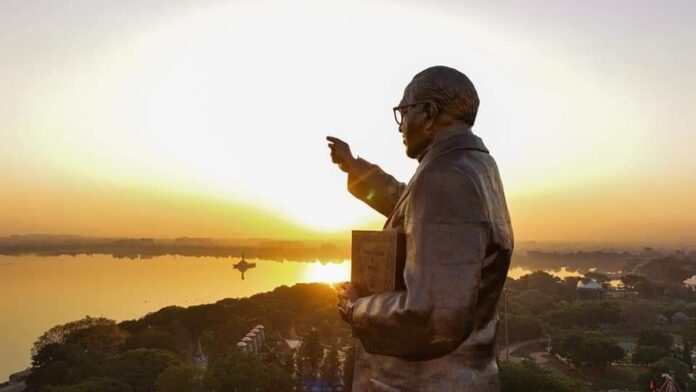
[417,151,483,186]
[412,161,485,203]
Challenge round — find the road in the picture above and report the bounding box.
[498,338,548,362]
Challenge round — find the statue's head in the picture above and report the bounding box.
[395,66,479,159]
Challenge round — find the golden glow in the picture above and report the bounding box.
[303,261,351,284]
[1,1,695,241]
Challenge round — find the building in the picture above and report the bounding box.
[577,279,604,300]
[684,275,696,291]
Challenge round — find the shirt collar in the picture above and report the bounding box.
[417,124,488,162]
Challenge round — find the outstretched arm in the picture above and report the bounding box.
[349,168,489,360]
[347,158,406,217]
[327,136,406,217]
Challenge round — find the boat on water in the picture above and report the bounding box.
[233,253,256,280]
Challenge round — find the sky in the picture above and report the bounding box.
[1,0,695,243]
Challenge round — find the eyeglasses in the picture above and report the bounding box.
[392,102,426,125]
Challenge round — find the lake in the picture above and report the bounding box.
[0,254,350,381]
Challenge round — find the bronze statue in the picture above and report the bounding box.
[328,66,513,391]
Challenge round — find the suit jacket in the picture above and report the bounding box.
[346,127,513,391]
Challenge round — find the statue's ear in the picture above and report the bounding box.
[424,101,437,119]
[424,101,438,131]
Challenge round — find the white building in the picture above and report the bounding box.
[577,279,604,300]
[684,275,696,290]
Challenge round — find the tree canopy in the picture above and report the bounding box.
[500,360,588,392]
[206,351,293,392]
[551,331,624,370]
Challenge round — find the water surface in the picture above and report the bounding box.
[0,254,349,381]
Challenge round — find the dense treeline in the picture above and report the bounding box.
[499,360,589,392]
[26,283,352,391]
[501,270,696,391]
[24,267,696,391]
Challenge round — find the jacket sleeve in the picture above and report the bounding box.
[350,168,489,361]
[347,158,407,217]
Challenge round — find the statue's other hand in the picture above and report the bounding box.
[337,282,359,303]
[337,282,359,324]
[326,136,356,173]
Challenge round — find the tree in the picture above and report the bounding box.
[559,277,582,301]
[32,317,125,360]
[200,318,249,361]
[43,377,131,392]
[514,271,561,295]
[637,330,674,352]
[124,327,191,360]
[298,329,323,378]
[320,345,340,386]
[506,315,544,343]
[632,345,670,365]
[279,349,296,377]
[569,332,624,370]
[550,332,583,359]
[343,344,355,391]
[659,305,681,325]
[99,349,183,392]
[683,302,696,317]
[682,319,696,370]
[205,351,293,392]
[499,360,588,392]
[552,331,623,370]
[514,289,560,315]
[638,357,689,392]
[155,365,206,392]
[543,301,622,329]
[294,350,306,391]
[28,317,128,389]
[684,339,693,371]
[621,274,646,291]
[620,300,662,330]
[181,304,221,339]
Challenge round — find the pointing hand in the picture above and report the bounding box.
[326,136,357,173]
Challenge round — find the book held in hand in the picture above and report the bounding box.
[351,230,406,296]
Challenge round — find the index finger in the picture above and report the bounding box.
[326,136,346,144]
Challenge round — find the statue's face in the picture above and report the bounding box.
[398,93,433,159]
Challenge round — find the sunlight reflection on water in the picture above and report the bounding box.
[507,266,584,280]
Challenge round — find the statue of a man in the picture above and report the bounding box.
[327,66,513,391]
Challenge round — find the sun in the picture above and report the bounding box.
[303,261,351,284]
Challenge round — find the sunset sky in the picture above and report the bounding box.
[1,0,695,243]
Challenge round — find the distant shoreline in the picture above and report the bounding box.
[0,235,350,261]
[2,235,695,272]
